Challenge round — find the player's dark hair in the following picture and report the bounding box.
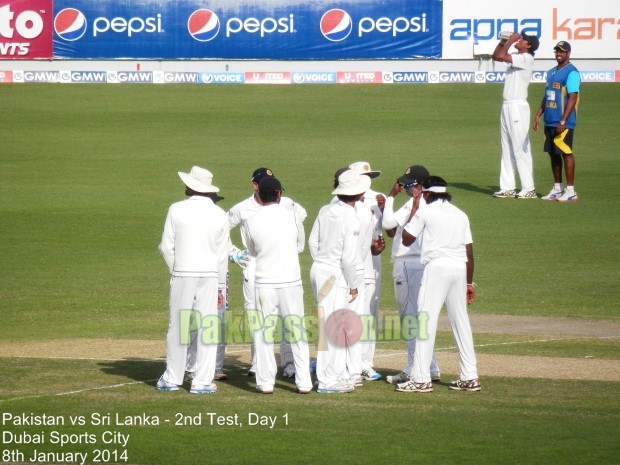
[185,187,223,202]
[258,190,280,204]
[422,176,452,203]
[337,194,360,203]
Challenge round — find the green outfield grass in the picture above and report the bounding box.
[1,82,619,464]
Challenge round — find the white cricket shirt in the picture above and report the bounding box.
[308,201,363,290]
[404,200,472,265]
[503,52,534,102]
[158,196,230,285]
[245,203,304,288]
[228,193,307,253]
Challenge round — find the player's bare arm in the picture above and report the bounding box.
[371,235,385,255]
[492,32,519,63]
[401,229,415,247]
[466,243,475,305]
[556,92,578,133]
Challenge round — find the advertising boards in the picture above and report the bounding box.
[52,0,443,60]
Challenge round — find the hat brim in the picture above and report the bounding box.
[397,175,422,186]
[554,46,570,52]
[178,172,220,193]
[362,171,381,179]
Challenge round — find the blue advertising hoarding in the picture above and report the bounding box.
[52,0,443,60]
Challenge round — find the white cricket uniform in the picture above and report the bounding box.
[499,52,535,192]
[245,203,312,392]
[228,194,307,368]
[329,196,377,376]
[309,201,363,388]
[404,200,478,383]
[360,189,384,372]
[158,196,229,387]
[382,196,440,376]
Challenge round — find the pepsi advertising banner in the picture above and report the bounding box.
[52,0,442,60]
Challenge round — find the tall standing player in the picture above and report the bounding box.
[348,161,386,381]
[309,170,369,393]
[398,176,480,393]
[381,165,441,385]
[156,166,229,394]
[228,168,307,377]
[245,177,313,394]
[492,31,539,199]
[533,41,581,202]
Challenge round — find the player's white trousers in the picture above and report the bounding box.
[499,100,535,191]
[310,263,351,386]
[185,294,227,372]
[253,286,313,391]
[411,258,478,383]
[345,272,365,377]
[361,279,377,371]
[163,276,218,386]
[392,258,440,376]
[242,259,293,369]
[361,254,382,371]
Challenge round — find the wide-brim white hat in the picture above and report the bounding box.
[178,166,220,193]
[349,161,381,179]
[332,169,372,196]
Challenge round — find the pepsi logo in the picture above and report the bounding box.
[54,8,87,41]
[320,9,352,42]
[188,9,220,42]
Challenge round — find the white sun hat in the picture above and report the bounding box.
[349,161,381,179]
[178,166,220,193]
[332,169,372,196]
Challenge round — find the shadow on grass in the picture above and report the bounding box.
[450,182,497,196]
[97,350,301,394]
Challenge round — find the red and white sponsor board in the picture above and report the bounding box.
[0,0,52,59]
[337,71,382,84]
[245,72,291,84]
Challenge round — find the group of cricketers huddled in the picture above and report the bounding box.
[156,162,480,394]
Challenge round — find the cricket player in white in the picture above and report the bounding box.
[228,168,307,377]
[381,165,440,385]
[244,177,312,394]
[157,166,230,394]
[309,170,369,393]
[398,176,480,393]
[349,162,386,381]
[492,31,540,199]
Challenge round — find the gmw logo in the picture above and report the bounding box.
[320,8,428,41]
[188,9,295,41]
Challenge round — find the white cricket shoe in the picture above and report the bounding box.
[361,368,382,381]
[190,383,217,394]
[317,382,354,394]
[556,190,579,203]
[541,188,564,201]
[156,376,179,392]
